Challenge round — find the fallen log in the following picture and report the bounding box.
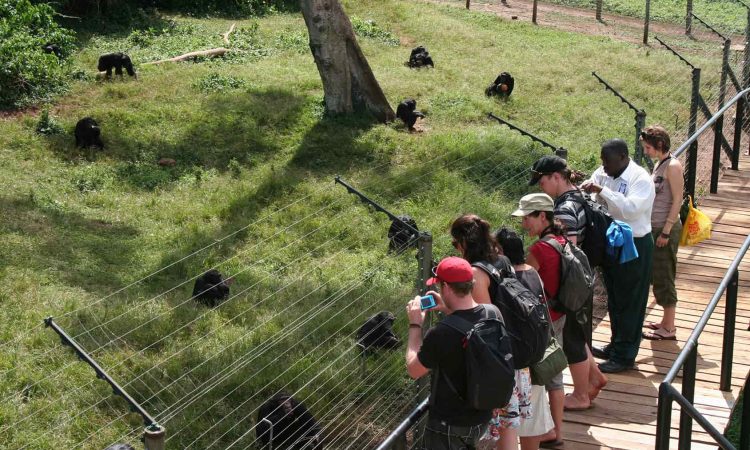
[221,23,236,45]
[143,48,231,65]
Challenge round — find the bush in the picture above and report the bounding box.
[350,17,400,47]
[194,73,247,93]
[35,108,64,135]
[0,0,76,109]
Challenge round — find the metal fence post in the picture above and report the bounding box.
[734,95,745,170]
[686,68,701,200]
[686,0,693,35]
[532,0,538,24]
[635,110,647,167]
[414,232,433,447]
[144,424,166,450]
[720,269,739,392]
[711,39,731,193]
[643,0,651,44]
[596,0,603,21]
[678,345,697,450]
[655,383,673,450]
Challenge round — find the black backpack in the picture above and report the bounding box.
[472,262,550,369]
[558,190,615,268]
[540,237,595,314]
[438,304,515,410]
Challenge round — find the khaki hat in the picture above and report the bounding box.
[511,193,554,217]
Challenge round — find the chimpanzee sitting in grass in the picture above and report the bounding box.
[396,99,425,132]
[74,117,104,149]
[192,269,232,307]
[407,46,434,68]
[387,215,419,254]
[256,393,323,450]
[357,311,401,351]
[485,72,515,98]
[98,52,137,80]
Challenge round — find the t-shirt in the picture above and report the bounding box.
[417,305,494,426]
[528,235,566,321]
[554,190,587,243]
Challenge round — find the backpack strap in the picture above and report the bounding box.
[471,261,505,284]
[541,235,566,255]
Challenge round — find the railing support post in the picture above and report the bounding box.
[655,383,673,450]
[686,68,701,200]
[635,110,647,167]
[734,95,745,170]
[711,39,731,193]
[678,345,697,450]
[720,269,739,392]
[643,0,651,44]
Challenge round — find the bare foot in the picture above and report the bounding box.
[588,376,607,401]
[563,393,591,411]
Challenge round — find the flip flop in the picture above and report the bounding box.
[644,322,661,330]
[539,439,564,448]
[643,330,677,341]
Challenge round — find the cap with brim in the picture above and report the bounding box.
[511,193,555,217]
[426,256,474,285]
[528,155,568,186]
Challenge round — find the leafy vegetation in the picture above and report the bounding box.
[0,0,76,108]
[351,16,400,47]
[0,0,735,448]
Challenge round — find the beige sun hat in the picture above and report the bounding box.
[511,193,554,217]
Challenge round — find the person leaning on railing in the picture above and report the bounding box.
[640,126,684,341]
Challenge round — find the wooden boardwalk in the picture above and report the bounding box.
[558,160,750,449]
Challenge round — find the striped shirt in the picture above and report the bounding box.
[553,190,587,243]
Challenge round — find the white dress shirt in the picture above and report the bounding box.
[586,160,655,238]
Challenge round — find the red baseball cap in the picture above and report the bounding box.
[426,256,474,285]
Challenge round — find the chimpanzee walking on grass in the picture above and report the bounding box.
[98,53,137,80]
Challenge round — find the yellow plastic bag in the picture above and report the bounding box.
[680,196,712,246]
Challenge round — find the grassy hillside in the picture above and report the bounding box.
[0,0,729,448]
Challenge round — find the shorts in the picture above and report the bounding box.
[423,418,487,450]
[545,316,566,392]
[562,310,588,365]
[518,384,554,437]
[482,368,532,438]
[651,224,681,307]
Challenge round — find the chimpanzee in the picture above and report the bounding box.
[104,445,135,450]
[97,52,137,80]
[356,311,400,351]
[387,215,419,254]
[42,43,63,58]
[406,46,434,68]
[256,393,323,450]
[192,269,232,307]
[485,72,515,98]
[395,99,425,131]
[74,117,104,149]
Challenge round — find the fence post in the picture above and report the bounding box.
[634,110,647,167]
[466,0,470,9]
[678,345,697,450]
[414,232,433,447]
[144,424,166,450]
[532,0,538,24]
[711,39,731,193]
[596,0,603,21]
[686,68,701,200]
[686,0,693,35]
[655,383,673,450]
[720,269,739,392]
[643,0,651,44]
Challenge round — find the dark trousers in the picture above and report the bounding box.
[422,417,487,450]
[602,234,655,364]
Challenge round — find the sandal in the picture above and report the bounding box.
[644,322,662,330]
[643,328,676,341]
[539,439,564,448]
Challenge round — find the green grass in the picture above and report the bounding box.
[0,0,734,448]
[726,387,744,446]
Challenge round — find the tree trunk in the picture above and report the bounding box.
[301,0,395,122]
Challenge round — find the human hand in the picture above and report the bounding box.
[581,181,602,194]
[656,235,669,248]
[407,297,426,326]
[427,290,452,315]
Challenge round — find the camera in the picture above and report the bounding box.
[419,294,437,310]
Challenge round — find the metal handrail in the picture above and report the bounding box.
[655,87,750,450]
[375,398,429,450]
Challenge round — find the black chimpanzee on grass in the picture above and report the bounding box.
[74,117,104,149]
[192,269,232,307]
[98,52,137,80]
[485,72,515,98]
[395,99,425,132]
[356,311,401,351]
[256,393,323,450]
[387,215,419,254]
[406,46,434,68]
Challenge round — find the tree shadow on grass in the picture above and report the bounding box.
[0,195,140,295]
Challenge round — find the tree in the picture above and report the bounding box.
[300,0,395,122]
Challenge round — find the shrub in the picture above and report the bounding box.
[35,108,64,135]
[0,0,76,109]
[194,73,247,93]
[350,17,400,47]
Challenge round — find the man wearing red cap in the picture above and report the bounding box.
[405,256,497,449]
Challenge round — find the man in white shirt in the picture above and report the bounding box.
[581,138,655,373]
